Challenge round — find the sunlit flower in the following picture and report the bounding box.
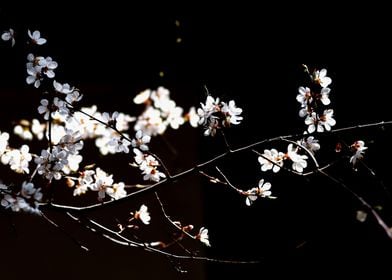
[350,140,368,165]
[320,87,331,105]
[319,109,336,131]
[53,80,74,94]
[102,111,119,127]
[0,132,9,155]
[313,68,332,88]
[133,89,151,104]
[91,168,114,200]
[20,182,35,199]
[58,129,83,155]
[131,130,151,151]
[106,182,127,200]
[62,154,82,174]
[258,149,284,173]
[26,66,43,88]
[287,144,308,173]
[28,29,47,45]
[39,56,58,78]
[245,179,274,206]
[14,121,33,140]
[197,95,220,126]
[165,106,185,129]
[186,107,200,127]
[134,204,151,225]
[108,136,131,153]
[1,145,32,174]
[31,119,45,140]
[221,100,243,126]
[299,136,320,154]
[1,28,15,47]
[296,86,312,107]
[196,227,210,247]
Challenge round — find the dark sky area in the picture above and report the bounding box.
[1,4,392,279]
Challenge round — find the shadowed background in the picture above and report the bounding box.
[1,4,392,279]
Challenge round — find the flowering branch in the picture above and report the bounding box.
[40,119,392,212]
[66,211,259,264]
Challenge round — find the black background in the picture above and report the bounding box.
[1,3,392,279]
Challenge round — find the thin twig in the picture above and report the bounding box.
[215,167,243,194]
[154,192,196,240]
[67,211,259,264]
[39,210,90,251]
[318,170,392,240]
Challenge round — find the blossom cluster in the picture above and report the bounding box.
[1,181,42,214]
[197,95,243,136]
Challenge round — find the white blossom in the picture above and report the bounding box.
[134,106,165,136]
[53,80,74,94]
[38,99,50,120]
[1,28,15,47]
[319,109,336,131]
[320,87,331,105]
[258,149,284,173]
[106,182,127,200]
[350,140,368,165]
[62,154,82,174]
[14,123,33,140]
[245,179,274,206]
[0,132,9,155]
[39,56,58,78]
[108,136,131,154]
[133,89,151,104]
[299,136,320,154]
[65,90,83,104]
[313,68,332,88]
[287,144,308,173]
[35,148,68,181]
[102,111,119,127]
[197,95,220,126]
[186,107,200,127]
[31,119,45,140]
[91,168,114,200]
[1,145,32,174]
[134,204,151,225]
[26,66,43,88]
[197,227,210,247]
[58,129,84,155]
[221,100,243,125]
[28,29,47,45]
[296,86,312,107]
[131,130,151,151]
